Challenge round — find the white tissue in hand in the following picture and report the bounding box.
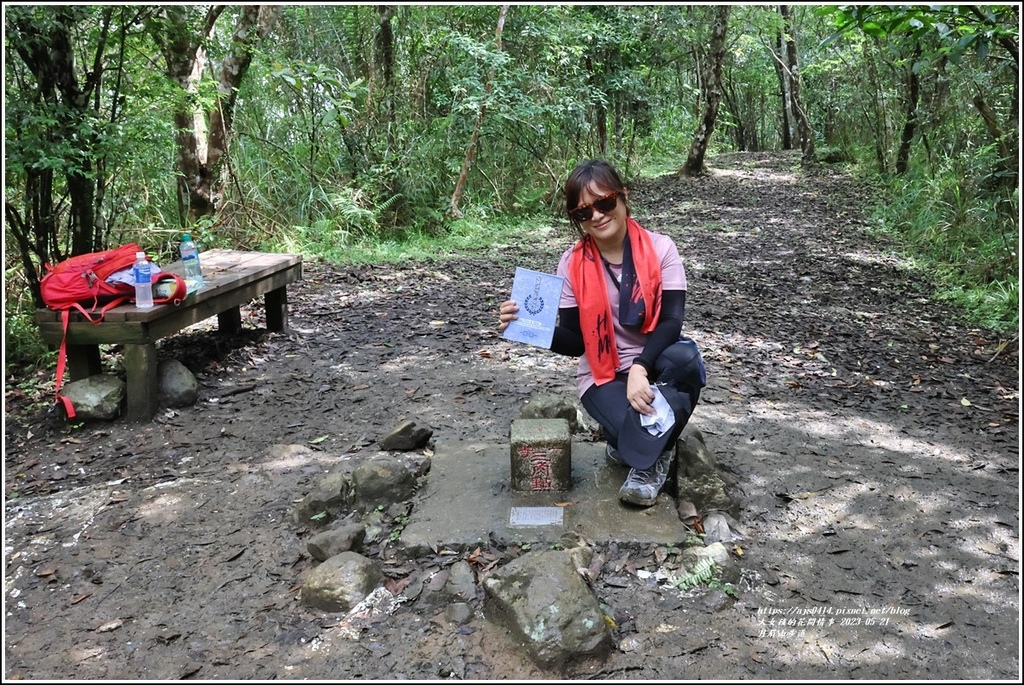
[640,385,675,437]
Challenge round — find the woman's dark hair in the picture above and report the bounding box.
[564,159,629,236]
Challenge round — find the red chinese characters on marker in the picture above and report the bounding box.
[517,445,564,491]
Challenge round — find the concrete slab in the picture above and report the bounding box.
[396,440,686,558]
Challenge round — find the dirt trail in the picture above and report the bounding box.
[4,151,1019,680]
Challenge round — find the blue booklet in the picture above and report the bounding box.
[503,267,564,349]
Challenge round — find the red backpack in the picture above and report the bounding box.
[40,243,142,314]
[39,243,188,418]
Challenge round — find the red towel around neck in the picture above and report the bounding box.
[568,217,662,385]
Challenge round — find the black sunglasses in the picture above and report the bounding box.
[570,191,619,223]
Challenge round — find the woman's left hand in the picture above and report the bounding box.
[627,364,655,416]
[497,299,519,333]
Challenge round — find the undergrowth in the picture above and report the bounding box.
[862,165,1018,336]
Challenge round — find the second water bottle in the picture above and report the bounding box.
[180,233,204,293]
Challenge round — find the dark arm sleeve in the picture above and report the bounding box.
[632,290,686,373]
[550,306,585,357]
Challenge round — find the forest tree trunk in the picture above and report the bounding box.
[376,5,396,145]
[450,4,509,219]
[780,5,815,165]
[155,5,279,227]
[895,45,922,175]
[9,6,105,259]
[773,29,794,150]
[681,4,731,177]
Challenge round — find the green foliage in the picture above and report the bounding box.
[672,556,739,597]
[866,161,1019,333]
[3,302,53,377]
[4,4,1018,371]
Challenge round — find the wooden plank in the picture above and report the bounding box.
[37,321,148,346]
[37,265,302,346]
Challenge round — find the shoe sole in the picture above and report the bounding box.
[619,489,658,507]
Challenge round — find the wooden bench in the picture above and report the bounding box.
[34,249,303,422]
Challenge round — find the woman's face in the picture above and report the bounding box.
[574,182,629,248]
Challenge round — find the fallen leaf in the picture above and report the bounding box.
[960,397,972,406]
[309,435,328,444]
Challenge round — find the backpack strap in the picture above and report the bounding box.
[54,309,76,419]
[53,295,132,419]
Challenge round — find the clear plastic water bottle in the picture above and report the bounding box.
[133,252,154,309]
[180,233,204,293]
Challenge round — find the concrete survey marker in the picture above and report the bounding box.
[396,441,685,558]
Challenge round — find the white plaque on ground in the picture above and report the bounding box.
[509,506,564,527]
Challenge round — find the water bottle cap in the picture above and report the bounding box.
[182,233,192,241]
[136,252,146,259]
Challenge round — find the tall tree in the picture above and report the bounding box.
[7,6,112,261]
[681,4,730,176]
[771,24,795,150]
[148,5,280,226]
[894,44,923,174]
[779,5,815,164]
[5,5,156,304]
[450,4,509,218]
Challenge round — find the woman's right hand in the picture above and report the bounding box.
[497,300,519,333]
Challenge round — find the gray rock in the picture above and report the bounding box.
[701,512,734,545]
[482,549,610,668]
[61,375,125,420]
[300,551,383,613]
[380,419,433,451]
[353,455,418,511]
[307,523,367,561]
[519,394,582,432]
[293,471,355,526]
[446,602,474,625]
[415,561,477,613]
[415,559,478,613]
[675,424,741,518]
[445,560,478,602]
[158,359,198,407]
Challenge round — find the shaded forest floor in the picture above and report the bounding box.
[4,151,1019,680]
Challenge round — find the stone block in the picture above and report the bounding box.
[509,418,571,492]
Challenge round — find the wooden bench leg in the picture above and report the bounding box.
[265,287,289,332]
[67,345,103,381]
[123,343,159,422]
[218,306,242,335]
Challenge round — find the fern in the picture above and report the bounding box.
[673,557,717,590]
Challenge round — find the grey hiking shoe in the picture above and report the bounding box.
[618,449,674,507]
[605,444,626,466]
